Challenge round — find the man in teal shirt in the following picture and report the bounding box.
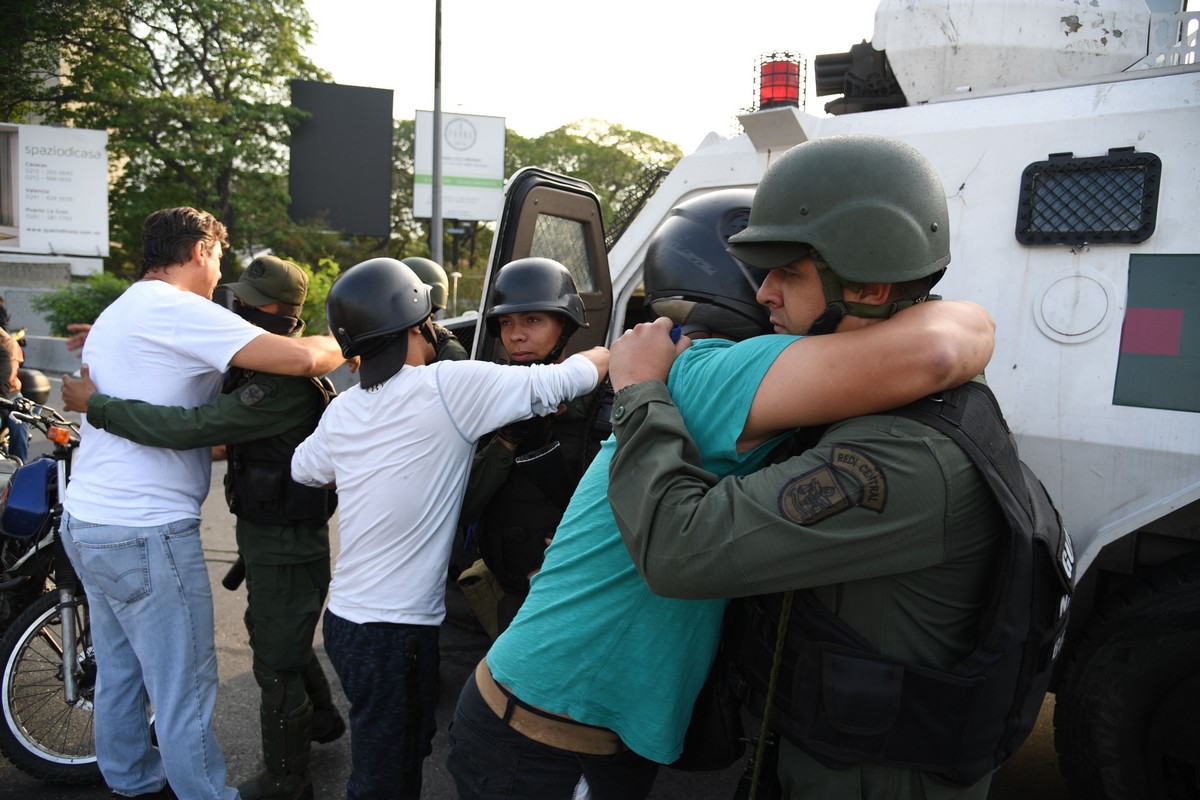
[446,182,995,799]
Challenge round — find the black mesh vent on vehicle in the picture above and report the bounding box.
[1015,148,1161,245]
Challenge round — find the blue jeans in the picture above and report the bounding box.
[3,391,28,463]
[446,670,659,800]
[61,512,237,799]
[322,610,439,800]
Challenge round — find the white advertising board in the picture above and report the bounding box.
[0,123,109,257]
[413,111,505,222]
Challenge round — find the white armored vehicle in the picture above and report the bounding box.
[468,1,1199,797]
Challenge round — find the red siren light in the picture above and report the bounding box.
[755,52,805,110]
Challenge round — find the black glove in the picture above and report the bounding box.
[498,415,551,446]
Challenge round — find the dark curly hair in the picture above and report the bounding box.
[139,207,229,279]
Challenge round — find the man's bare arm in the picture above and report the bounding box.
[740,300,994,448]
[231,333,346,377]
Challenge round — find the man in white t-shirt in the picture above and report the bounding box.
[60,206,347,800]
[290,257,608,800]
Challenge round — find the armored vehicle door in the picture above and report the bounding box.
[474,167,613,362]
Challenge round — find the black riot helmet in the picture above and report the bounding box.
[326,258,432,358]
[643,189,771,341]
[484,257,589,338]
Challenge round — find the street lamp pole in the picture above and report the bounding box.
[431,0,443,265]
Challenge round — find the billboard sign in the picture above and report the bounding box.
[0,123,109,257]
[289,81,394,238]
[413,111,505,222]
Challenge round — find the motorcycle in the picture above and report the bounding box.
[0,394,101,785]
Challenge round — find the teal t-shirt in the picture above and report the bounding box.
[487,334,799,763]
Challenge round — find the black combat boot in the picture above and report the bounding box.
[238,699,314,800]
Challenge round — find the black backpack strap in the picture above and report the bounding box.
[725,380,1074,785]
[892,381,1031,530]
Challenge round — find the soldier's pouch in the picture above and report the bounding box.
[457,558,505,641]
[514,441,572,507]
[227,460,288,518]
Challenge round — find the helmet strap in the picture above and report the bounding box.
[806,260,856,335]
[539,327,575,365]
[418,319,438,348]
[806,259,921,333]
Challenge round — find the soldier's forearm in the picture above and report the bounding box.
[607,382,735,599]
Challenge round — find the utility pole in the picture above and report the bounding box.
[431,0,443,265]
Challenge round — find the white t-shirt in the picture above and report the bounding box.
[291,354,600,626]
[64,280,265,525]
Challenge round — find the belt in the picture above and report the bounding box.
[474,660,626,755]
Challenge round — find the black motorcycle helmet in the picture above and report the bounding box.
[327,258,432,357]
[643,188,771,341]
[327,258,433,386]
[485,256,588,331]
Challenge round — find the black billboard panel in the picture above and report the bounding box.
[289,80,393,237]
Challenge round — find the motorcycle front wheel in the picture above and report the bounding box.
[0,590,101,784]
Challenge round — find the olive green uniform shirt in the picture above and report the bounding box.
[607,380,1002,800]
[85,372,329,564]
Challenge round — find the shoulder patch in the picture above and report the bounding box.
[238,379,277,407]
[829,445,887,512]
[779,465,852,524]
[777,446,888,525]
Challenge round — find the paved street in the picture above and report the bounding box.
[0,377,1072,799]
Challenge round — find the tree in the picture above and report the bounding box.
[3,1,682,307]
[1,0,328,277]
[275,117,680,319]
[507,119,680,233]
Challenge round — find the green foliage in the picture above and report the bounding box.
[2,0,684,309]
[506,120,681,233]
[289,257,341,336]
[29,273,131,336]
[29,259,336,338]
[2,0,328,278]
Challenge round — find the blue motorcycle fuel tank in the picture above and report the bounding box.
[1,457,56,539]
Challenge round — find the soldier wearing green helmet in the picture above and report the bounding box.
[605,135,1011,799]
[401,256,468,361]
[727,133,951,333]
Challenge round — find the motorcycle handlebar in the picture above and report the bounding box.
[0,394,80,439]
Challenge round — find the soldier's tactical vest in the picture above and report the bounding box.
[726,381,1074,786]
[479,382,613,594]
[224,370,338,526]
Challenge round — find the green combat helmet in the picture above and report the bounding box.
[728,134,951,333]
[402,256,450,312]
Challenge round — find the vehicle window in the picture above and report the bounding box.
[530,215,597,294]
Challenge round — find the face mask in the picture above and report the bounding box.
[234,302,305,336]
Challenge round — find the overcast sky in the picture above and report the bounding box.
[302,0,881,152]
